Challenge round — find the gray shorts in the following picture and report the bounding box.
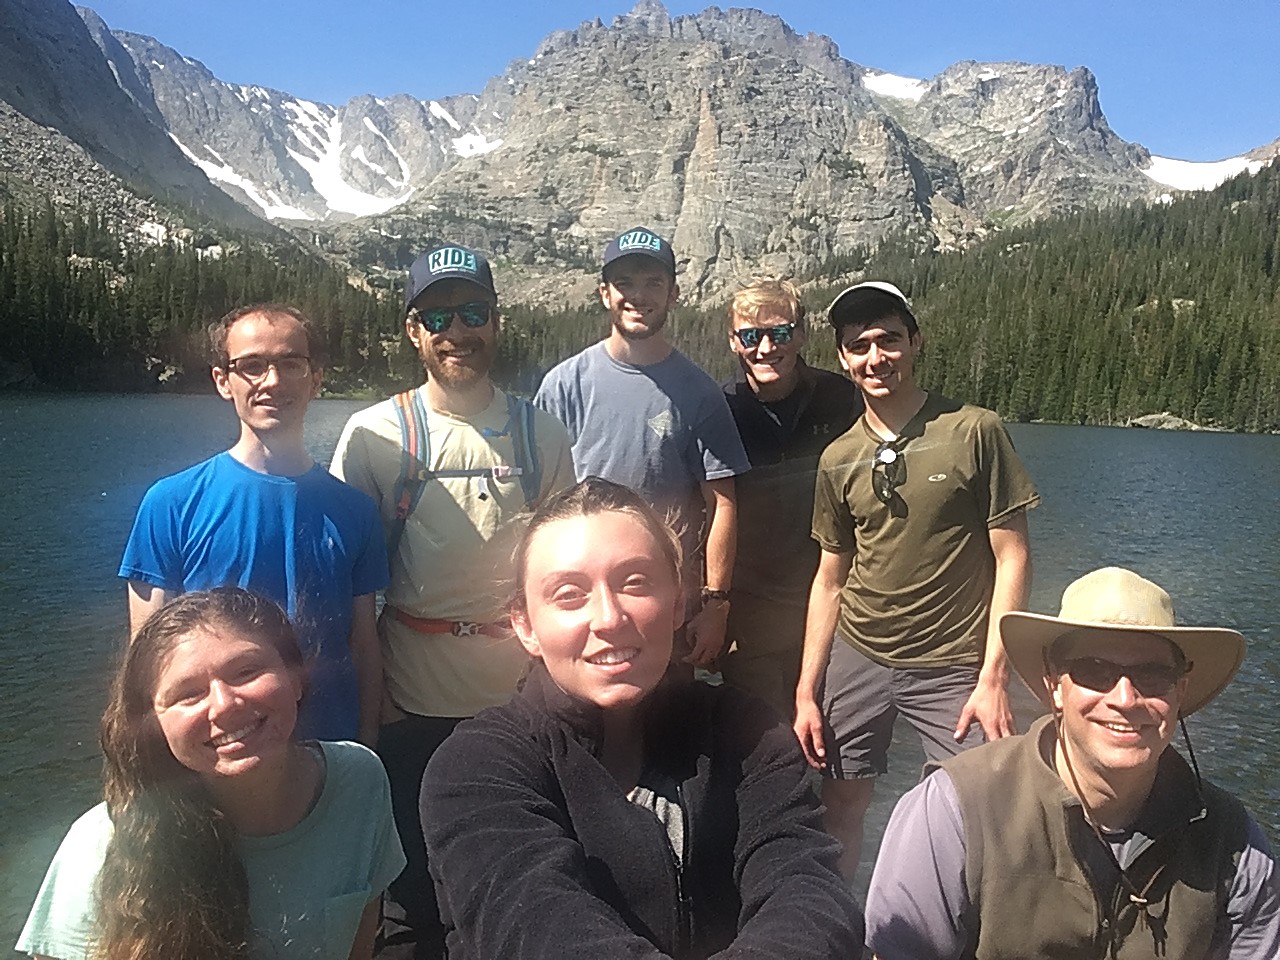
[821,632,983,780]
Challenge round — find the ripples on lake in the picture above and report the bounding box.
[0,397,1276,937]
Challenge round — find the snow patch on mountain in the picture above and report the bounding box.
[862,71,928,101]
[285,114,412,216]
[362,116,409,186]
[453,131,503,157]
[1142,155,1265,191]
[351,145,387,176]
[429,100,461,131]
[169,133,313,219]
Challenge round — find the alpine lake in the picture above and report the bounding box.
[1,393,1277,947]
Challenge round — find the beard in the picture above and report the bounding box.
[611,308,669,341]
[420,335,496,389]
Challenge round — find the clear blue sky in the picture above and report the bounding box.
[83,0,1277,162]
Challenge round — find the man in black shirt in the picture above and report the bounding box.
[720,278,861,717]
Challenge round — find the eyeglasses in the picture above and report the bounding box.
[871,441,905,504]
[734,322,797,349]
[414,301,493,334]
[225,355,312,383]
[1060,656,1190,698]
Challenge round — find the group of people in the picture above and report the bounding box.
[16,226,1278,959]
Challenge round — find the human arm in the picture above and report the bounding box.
[1226,816,1280,959]
[125,580,170,638]
[348,593,382,746]
[684,476,736,667]
[865,771,971,960]
[713,693,863,958]
[954,511,1031,743]
[346,899,382,960]
[793,548,852,770]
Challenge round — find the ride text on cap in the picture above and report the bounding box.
[617,230,663,253]
[428,247,478,275]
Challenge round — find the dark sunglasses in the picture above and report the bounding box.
[734,322,797,349]
[415,301,493,334]
[871,441,905,504]
[226,355,312,382]
[1061,656,1190,698]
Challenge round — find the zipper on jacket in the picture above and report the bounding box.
[672,781,692,956]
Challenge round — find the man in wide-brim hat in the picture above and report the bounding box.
[865,566,1280,959]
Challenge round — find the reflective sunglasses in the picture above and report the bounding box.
[415,301,493,334]
[1060,656,1190,698]
[734,322,797,349]
[226,355,312,383]
[871,441,905,504]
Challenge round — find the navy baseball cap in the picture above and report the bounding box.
[602,227,676,277]
[405,244,496,312]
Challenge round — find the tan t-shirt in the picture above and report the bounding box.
[811,393,1039,667]
[332,387,574,716]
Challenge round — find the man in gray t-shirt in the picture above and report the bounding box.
[535,227,749,668]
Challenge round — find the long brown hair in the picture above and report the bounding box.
[94,588,304,960]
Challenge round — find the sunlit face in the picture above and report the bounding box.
[406,280,499,389]
[513,511,683,712]
[152,626,302,781]
[212,313,322,433]
[729,307,805,394]
[600,256,679,341]
[1048,632,1187,781]
[836,314,921,399]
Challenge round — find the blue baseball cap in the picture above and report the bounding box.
[405,244,496,312]
[602,226,676,277]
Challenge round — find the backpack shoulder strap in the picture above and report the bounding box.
[387,388,432,558]
[507,393,542,506]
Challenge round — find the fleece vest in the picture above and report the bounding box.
[941,716,1248,959]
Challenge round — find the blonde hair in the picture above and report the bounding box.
[728,277,806,327]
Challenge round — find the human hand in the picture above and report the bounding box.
[954,675,1016,743]
[683,601,728,667]
[793,696,828,770]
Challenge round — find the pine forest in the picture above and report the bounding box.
[1,161,1278,431]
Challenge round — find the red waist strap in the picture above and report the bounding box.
[390,607,510,638]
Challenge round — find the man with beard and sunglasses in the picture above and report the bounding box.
[119,303,388,745]
[793,282,1039,879]
[331,245,573,959]
[534,227,750,670]
[866,568,1280,959]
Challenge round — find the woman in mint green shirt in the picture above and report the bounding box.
[17,588,404,960]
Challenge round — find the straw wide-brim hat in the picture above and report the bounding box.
[1001,567,1246,717]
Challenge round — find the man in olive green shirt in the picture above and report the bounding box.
[793,282,1039,878]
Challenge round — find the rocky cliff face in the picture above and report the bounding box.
[867,60,1153,222]
[0,0,265,231]
[3,0,1269,304]
[95,27,504,223]
[322,2,1166,299]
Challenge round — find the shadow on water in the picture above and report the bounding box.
[0,402,1276,939]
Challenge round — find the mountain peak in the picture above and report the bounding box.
[618,0,671,36]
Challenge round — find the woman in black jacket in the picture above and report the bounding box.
[421,477,863,959]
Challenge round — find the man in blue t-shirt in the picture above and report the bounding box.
[535,227,750,668]
[119,303,388,744]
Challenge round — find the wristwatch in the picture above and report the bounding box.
[700,587,731,606]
